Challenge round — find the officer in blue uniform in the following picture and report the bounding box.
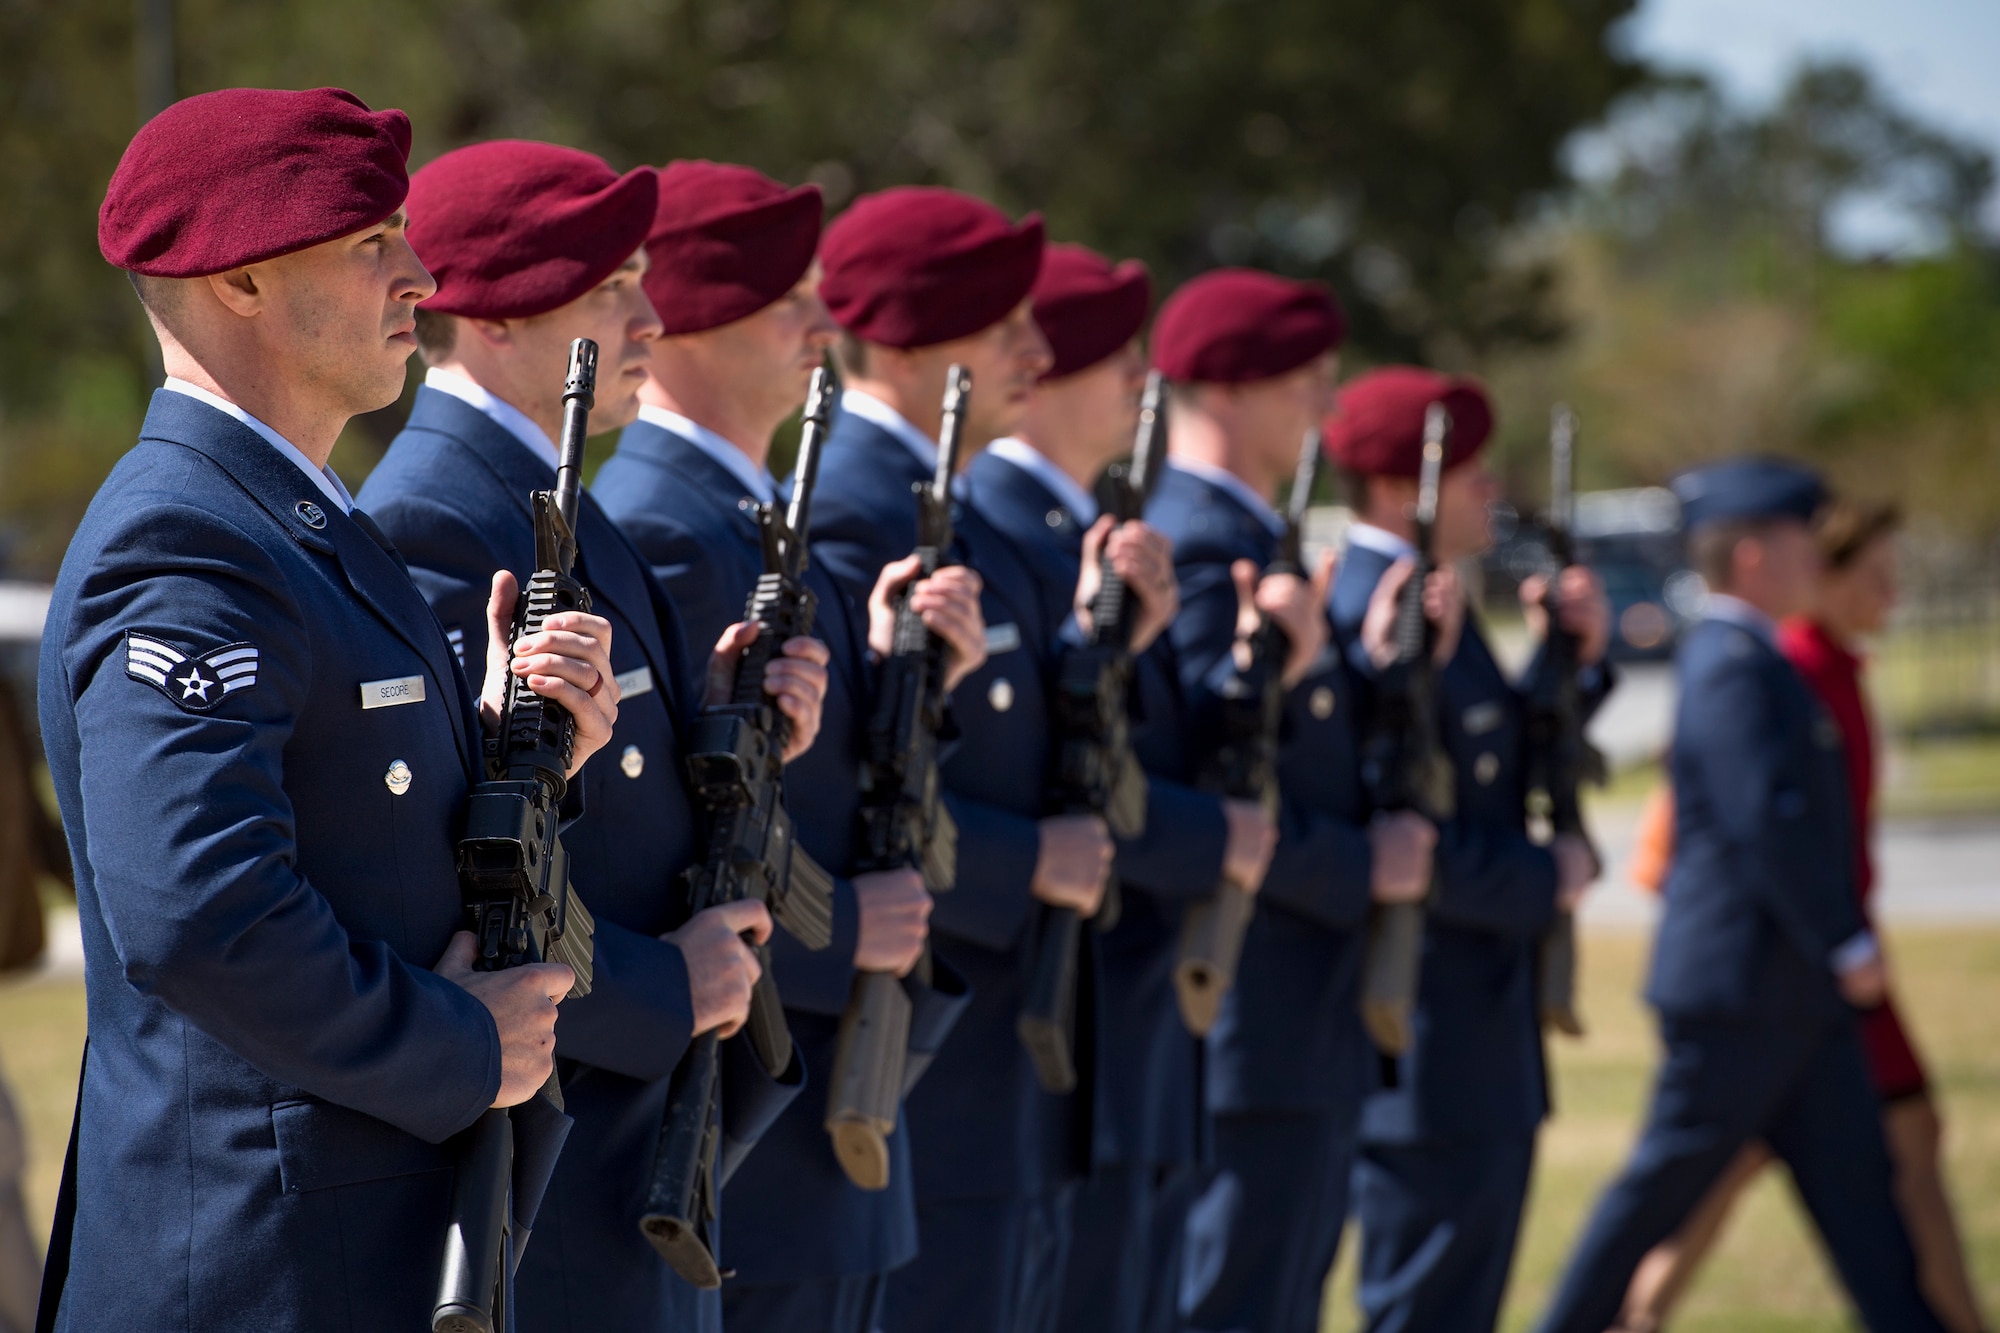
[813,187,1174,1333]
[42,89,622,1331]
[965,246,1279,1333]
[1139,271,1436,1333]
[1328,367,1609,1333]
[356,141,831,1333]
[592,158,987,1333]
[1534,459,1948,1333]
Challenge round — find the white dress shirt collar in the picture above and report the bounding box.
[1703,592,1779,648]
[1167,457,1285,537]
[162,377,353,514]
[424,367,560,472]
[636,405,776,505]
[986,437,1099,525]
[1343,521,1418,563]
[841,388,939,473]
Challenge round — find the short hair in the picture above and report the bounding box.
[834,330,869,377]
[1815,497,1901,570]
[126,270,184,324]
[414,308,457,362]
[1689,518,1781,589]
[1339,466,1373,511]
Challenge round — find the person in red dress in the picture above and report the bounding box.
[1618,499,1988,1333]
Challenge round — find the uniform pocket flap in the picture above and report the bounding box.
[271,1098,451,1194]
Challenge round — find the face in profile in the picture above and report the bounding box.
[940,299,1056,445]
[1819,532,1899,638]
[514,249,662,430]
[265,212,436,417]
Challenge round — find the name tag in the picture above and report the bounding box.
[1463,701,1504,736]
[984,623,1021,655]
[360,675,426,709]
[615,665,654,699]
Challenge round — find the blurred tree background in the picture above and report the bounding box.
[1,0,1996,578]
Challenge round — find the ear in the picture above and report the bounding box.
[464,316,514,349]
[205,266,264,317]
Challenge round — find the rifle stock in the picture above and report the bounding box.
[434,339,601,1333]
[828,365,970,1188]
[640,363,839,1284]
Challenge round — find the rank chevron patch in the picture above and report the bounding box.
[125,632,261,712]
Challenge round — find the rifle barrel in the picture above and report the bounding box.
[935,365,970,498]
[786,362,838,570]
[555,338,598,531]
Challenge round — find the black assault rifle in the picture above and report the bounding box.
[1527,404,1605,1037]
[1357,405,1456,1057]
[1018,371,1168,1091]
[433,338,602,1333]
[639,364,840,1287]
[824,365,969,1189]
[1173,426,1320,1034]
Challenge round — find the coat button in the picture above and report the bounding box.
[987,677,1015,713]
[1474,752,1500,786]
[1309,686,1336,719]
[384,760,412,795]
[1045,509,1065,528]
[621,744,645,779]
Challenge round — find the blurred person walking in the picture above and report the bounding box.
[1616,499,1987,1333]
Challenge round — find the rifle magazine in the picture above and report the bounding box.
[1361,901,1426,1056]
[1173,881,1257,1036]
[826,970,913,1191]
[1018,908,1082,1094]
[640,1037,725,1289]
[774,843,837,951]
[921,802,958,895]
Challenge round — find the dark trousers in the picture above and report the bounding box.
[1352,1133,1535,1333]
[1180,1111,1358,1333]
[1055,1161,1198,1333]
[881,1188,1076,1333]
[1534,1011,1947,1333]
[723,1271,889,1333]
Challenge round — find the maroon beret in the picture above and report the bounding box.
[1151,269,1346,384]
[408,141,657,320]
[99,87,412,277]
[1033,243,1152,380]
[819,187,1045,348]
[1324,366,1494,478]
[645,160,824,335]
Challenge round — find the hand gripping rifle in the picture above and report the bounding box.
[1172,426,1320,1035]
[1357,406,1456,1057]
[1018,372,1168,1092]
[433,339,601,1333]
[1527,404,1605,1037]
[639,364,840,1287]
[824,366,969,1189]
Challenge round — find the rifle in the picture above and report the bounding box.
[1527,404,1606,1037]
[639,364,840,1287]
[1018,371,1168,1092]
[1173,426,1320,1035]
[825,365,969,1189]
[1357,405,1456,1057]
[433,338,601,1333]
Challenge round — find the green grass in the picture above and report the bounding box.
[3,932,1996,1327]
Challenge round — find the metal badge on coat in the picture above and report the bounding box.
[294,500,327,530]
[988,678,1015,713]
[621,744,645,779]
[1309,686,1336,720]
[385,760,413,796]
[359,675,426,709]
[1474,752,1501,786]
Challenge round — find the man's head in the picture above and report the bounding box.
[819,186,1051,453]
[640,160,834,445]
[1674,458,1829,620]
[100,87,432,434]
[1812,498,1901,638]
[1151,269,1345,497]
[407,141,662,435]
[1014,243,1153,476]
[1324,366,1497,562]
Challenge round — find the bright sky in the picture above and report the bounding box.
[1619,0,2000,243]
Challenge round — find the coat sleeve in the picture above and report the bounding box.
[1259,803,1375,932]
[1114,776,1228,900]
[933,793,1042,952]
[63,503,500,1144]
[1428,818,1559,938]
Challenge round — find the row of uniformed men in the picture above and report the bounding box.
[42,85,1627,1333]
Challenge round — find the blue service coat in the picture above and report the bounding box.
[1146,465,1377,1122]
[358,387,801,1329]
[1332,541,1606,1144]
[964,450,1228,1170]
[38,390,547,1332]
[814,412,1089,1202]
[595,417,927,1286]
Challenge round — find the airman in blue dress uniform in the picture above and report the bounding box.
[811,187,1173,1333]
[964,246,1278,1333]
[1139,271,1435,1333]
[40,89,621,1331]
[1328,366,1609,1333]
[356,141,831,1333]
[592,158,985,1333]
[1533,459,1948,1333]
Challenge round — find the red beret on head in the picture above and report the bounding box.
[99,87,411,277]
[1033,243,1152,380]
[407,141,657,320]
[1151,269,1346,384]
[645,160,824,335]
[819,187,1045,349]
[1324,366,1494,477]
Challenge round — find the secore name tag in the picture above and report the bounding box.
[360,675,427,710]
[614,665,654,699]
